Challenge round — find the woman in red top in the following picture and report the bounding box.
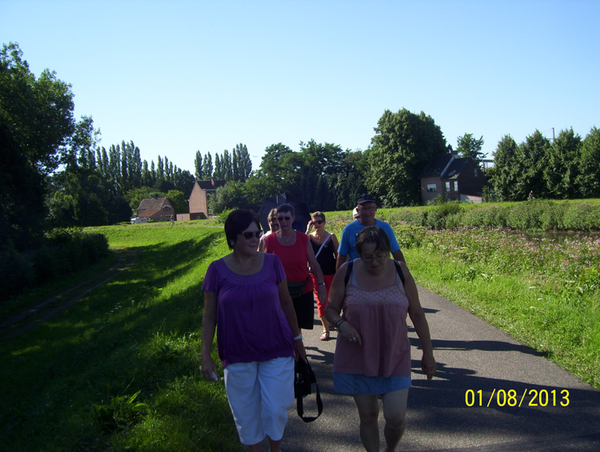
[260,204,326,331]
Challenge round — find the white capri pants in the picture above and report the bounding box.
[224,356,295,445]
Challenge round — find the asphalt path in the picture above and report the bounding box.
[279,286,600,452]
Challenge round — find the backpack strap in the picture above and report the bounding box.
[345,259,405,287]
[393,260,406,287]
[344,261,354,287]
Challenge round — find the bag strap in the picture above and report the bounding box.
[344,259,405,287]
[314,233,332,259]
[296,359,323,423]
[393,260,406,286]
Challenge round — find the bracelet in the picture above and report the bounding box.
[335,319,346,328]
[293,334,302,341]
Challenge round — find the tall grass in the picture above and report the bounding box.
[398,227,600,388]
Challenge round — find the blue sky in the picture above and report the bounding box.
[2,0,598,174]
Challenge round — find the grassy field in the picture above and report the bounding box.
[1,204,599,451]
[0,222,245,452]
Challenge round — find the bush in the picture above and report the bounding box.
[0,245,34,301]
[1,230,110,301]
[562,203,600,231]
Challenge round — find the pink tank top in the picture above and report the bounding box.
[333,276,411,378]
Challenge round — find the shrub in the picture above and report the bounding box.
[561,202,600,231]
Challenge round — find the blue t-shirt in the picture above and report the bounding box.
[338,219,401,261]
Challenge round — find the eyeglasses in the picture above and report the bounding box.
[240,230,263,239]
[277,216,291,221]
[270,223,280,229]
[313,220,324,224]
[358,206,376,212]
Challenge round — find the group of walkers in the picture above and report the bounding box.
[201,194,437,452]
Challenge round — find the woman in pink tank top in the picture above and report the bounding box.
[326,226,436,452]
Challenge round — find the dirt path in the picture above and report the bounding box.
[0,249,137,343]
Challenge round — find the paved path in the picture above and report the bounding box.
[280,286,600,451]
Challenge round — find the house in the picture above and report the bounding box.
[420,152,487,204]
[183,179,226,220]
[135,197,175,222]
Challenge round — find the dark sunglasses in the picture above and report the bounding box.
[240,230,263,239]
[277,216,291,221]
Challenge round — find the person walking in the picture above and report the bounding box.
[306,211,339,340]
[336,194,405,270]
[326,226,436,452]
[201,209,306,452]
[260,203,327,332]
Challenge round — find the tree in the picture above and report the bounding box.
[490,135,520,201]
[258,143,294,191]
[515,130,550,199]
[203,152,213,180]
[194,151,203,180]
[576,127,600,198]
[165,190,188,214]
[366,109,448,206]
[456,133,485,163]
[544,129,581,199]
[1,42,77,251]
[233,143,252,181]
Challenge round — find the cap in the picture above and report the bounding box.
[357,193,376,204]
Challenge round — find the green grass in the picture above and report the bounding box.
[0,221,243,452]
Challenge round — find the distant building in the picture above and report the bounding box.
[182,179,226,220]
[134,197,175,222]
[420,152,488,204]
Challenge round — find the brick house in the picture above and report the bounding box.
[420,152,487,204]
[135,197,175,222]
[183,179,226,220]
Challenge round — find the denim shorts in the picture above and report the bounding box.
[333,372,412,395]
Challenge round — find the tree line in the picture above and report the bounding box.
[488,128,600,201]
[3,40,600,262]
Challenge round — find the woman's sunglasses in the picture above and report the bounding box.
[240,230,263,239]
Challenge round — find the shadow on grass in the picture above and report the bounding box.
[0,231,244,451]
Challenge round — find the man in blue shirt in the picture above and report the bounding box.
[336,194,406,270]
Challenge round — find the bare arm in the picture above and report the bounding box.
[278,279,306,360]
[325,262,362,345]
[392,248,406,263]
[400,261,436,379]
[336,253,348,271]
[331,233,339,258]
[201,290,219,381]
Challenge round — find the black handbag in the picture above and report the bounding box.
[294,357,323,422]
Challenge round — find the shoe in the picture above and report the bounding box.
[320,331,329,341]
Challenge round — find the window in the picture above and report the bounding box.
[453,181,459,192]
[445,181,451,192]
[427,184,436,192]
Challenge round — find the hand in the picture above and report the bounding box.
[201,356,219,382]
[339,321,362,345]
[295,338,307,361]
[421,353,437,380]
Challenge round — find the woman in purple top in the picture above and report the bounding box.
[201,209,306,452]
[326,227,436,452]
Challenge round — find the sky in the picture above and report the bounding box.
[2,0,599,175]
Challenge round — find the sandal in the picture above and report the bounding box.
[320,331,329,341]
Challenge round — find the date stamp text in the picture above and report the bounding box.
[465,389,570,407]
